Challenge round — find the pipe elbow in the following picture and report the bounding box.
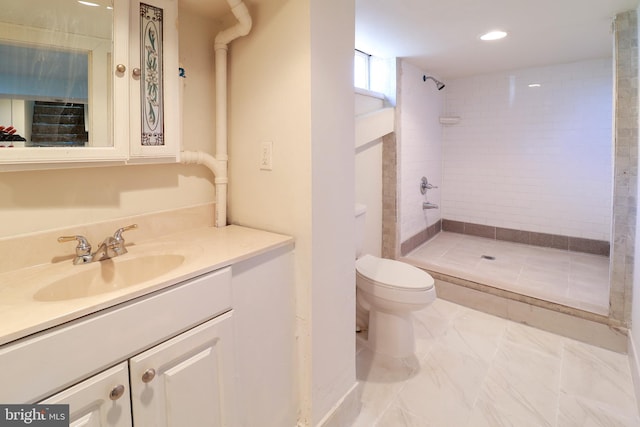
[180,150,224,178]
[231,2,252,35]
[214,1,252,47]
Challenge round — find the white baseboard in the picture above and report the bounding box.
[315,382,361,427]
[628,332,640,414]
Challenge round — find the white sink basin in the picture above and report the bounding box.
[34,254,186,302]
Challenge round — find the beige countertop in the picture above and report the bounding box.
[0,225,293,347]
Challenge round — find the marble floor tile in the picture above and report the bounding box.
[469,397,548,427]
[375,403,430,427]
[478,341,561,426]
[353,348,418,427]
[504,322,564,358]
[350,299,640,427]
[437,307,506,363]
[560,341,638,418]
[393,340,490,427]
[557,393,640,427]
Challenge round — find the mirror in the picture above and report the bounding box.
[0,0,113,148]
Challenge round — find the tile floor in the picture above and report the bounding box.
[352,298,639,427]
[402,232,610,315]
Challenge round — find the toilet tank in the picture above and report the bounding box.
[355,204,367,258]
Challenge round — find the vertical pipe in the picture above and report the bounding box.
[214,46,229,227]
[182,1,251,228]
[212,0,251,227]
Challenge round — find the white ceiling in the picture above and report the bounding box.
[356,0,640,79]
[182,0,640,80]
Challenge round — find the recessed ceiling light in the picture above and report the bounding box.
[528,83,541,88]
[78,1,100,6]
[480,30,507,41]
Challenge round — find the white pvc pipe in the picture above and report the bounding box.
[182,0,252,228]
[181,151,227,227]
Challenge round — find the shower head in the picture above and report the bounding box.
[423,75,445,90]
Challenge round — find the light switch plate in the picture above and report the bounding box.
[260,141,273,171]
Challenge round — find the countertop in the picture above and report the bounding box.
[0,225,293,347]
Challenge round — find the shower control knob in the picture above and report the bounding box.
[420,177,438,194]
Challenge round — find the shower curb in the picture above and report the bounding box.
[412,268,628,354]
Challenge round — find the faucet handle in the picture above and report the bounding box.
[112,224,138,256]
[113,224,138,242]
[58,235,92,256]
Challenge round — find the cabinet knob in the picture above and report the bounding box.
[141,368,156,383]
[109,384,126,401]
[115,64,126,73]
[132,68,141,78]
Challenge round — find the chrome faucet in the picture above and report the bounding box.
[58,224,138,265]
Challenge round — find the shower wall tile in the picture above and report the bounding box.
[400,219,442,255]
[609,9,638,326]
[532,233,569,251]
[442,219,465,234]
[397,60,445,245]
[569,237,610,257]
[496,227,530,245]
[441,58,613,242]
[436,219,610,256]
[382,132,399,259]
[464,223,495,239]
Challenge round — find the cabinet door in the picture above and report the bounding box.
[39,362,132,427]
[129,312,236,427]
[128,0,180,163]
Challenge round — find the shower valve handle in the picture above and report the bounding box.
[420,177,438,194]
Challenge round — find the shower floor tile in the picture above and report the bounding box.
[402,232,610,315]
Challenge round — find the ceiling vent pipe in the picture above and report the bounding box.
[181,0,252,227]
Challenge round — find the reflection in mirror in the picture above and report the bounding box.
[0,0,113,148]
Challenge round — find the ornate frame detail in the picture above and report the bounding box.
[140,3,164,146]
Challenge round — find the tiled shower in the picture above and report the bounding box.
[392,14,636,323]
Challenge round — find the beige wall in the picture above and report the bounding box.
[0,4,218,239]
[228,0,356,424]
[228,0,312,423]
[0,164,214,238]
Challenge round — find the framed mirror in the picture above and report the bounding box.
[0,0,128,168]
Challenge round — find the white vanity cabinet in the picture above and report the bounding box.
[0,234,295,427]
[40,363,133,427]
[39,314,235,427]
[0,267,234,410]
[129,312,235,426]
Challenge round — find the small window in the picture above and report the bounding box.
[354,50,370,90]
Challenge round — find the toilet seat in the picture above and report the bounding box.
[356,255,434,304]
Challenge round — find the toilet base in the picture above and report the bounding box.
[368,309,416,359]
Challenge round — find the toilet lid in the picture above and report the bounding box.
[355,255,434,291]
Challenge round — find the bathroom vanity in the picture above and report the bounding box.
[0,224,295,426]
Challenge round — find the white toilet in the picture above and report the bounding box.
[355,204,436,358]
